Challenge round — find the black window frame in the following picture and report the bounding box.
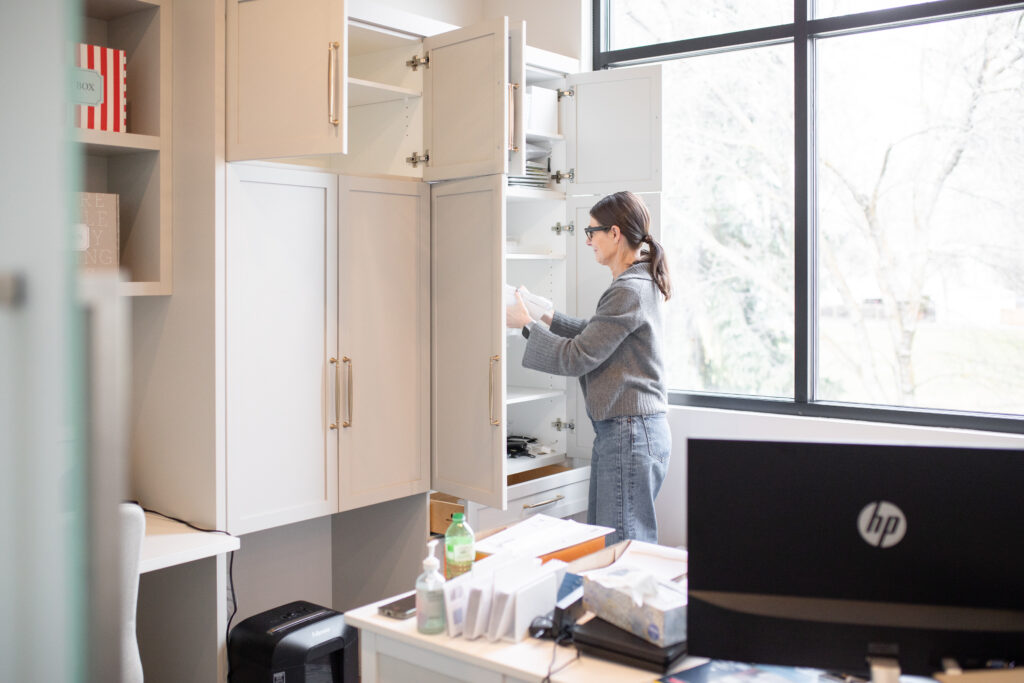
[594,0,1024,435]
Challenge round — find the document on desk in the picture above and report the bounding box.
[474,514,613,558]
[609,541,688,582]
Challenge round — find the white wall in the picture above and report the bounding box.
[483,0,591,64]
[361,0,484,28]
[655,406,1024,548]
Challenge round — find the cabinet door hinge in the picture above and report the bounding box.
[405,151,430,168]
[406,55,429,71]
[551,221,574,236]
[556,88,575,100]
[552,418,575,432]
[551,168,575,184]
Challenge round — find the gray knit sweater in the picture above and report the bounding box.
[521,262,667,421]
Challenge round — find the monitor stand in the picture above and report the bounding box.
[867,657,901,683]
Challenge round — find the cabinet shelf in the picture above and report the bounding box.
[76,129,161,156]
[507,386,564,405]
[349,78,421,107]
[507,450,569,475]
[507,186,565,203]
[525,130,563,144]
[506,252,565,261]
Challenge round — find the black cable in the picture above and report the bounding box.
[542,631,580,682]
[226,550,237,683]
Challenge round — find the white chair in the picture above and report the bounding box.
[120,503,145,683]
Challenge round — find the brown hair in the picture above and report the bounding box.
[589,191,671,300]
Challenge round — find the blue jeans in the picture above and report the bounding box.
[587,413,670,544]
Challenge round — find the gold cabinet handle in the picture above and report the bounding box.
[489,354,501,426]
[342,356,353,427]
[329,357,338,430]
[328,41,340,126]
[524,494,564,510]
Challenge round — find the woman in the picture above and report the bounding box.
[506,190,671,543]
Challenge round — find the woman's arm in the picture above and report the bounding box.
[522,287,642,377]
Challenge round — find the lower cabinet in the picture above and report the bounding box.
[225,164,430,535]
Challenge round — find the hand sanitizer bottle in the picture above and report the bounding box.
[415,539,446,634]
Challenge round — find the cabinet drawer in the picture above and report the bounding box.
[467,463,590,532]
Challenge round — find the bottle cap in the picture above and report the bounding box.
[423,539,440,572]
[452,512,464,523]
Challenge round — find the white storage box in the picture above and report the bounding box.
[525,85,558,137]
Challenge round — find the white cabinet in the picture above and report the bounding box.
[225,165,339,533]
[226,0,347,160]
[337,177,431,510]
[226,166,430,534]
[225,10,662,529]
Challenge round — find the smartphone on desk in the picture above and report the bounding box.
[378,593,416,620]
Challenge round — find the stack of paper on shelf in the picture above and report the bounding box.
[474,514,613,564]
[574,541,688,648]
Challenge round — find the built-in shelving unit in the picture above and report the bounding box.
[76,0,171,296]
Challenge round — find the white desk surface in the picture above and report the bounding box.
[346,593,706,683]
[139,512,240,574]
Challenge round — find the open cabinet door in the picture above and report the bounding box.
[564,64,662,196]
[422,18,509,182]
[431,175,508,510]
[566,193,662,459]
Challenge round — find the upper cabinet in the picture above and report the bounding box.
[226,0,347,160]
[421,18,512,182]
[75,0,172,296]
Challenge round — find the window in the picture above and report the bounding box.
[596,1,1024,432]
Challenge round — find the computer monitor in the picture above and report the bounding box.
[686,438,1024,679]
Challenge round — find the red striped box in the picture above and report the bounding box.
[74,43,127,133]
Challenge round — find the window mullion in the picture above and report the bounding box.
[795,0,814,405]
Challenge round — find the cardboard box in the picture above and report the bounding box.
[74,43,127,133]
[429,492,462,535]
[75,192,120,271]
[569,540,687,648]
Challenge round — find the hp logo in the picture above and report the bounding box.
[857,501,907,548]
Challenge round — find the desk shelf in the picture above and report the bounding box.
[139,512,240,574]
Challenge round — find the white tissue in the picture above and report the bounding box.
[504,284,553,321]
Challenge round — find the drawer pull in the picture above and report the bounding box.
[523,494,564,510]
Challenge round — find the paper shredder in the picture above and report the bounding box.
[229,600,358,683]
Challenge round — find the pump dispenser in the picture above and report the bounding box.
[415,539,446,634]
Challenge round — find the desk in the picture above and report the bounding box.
[346,592,705,683]
[139,511,239,573]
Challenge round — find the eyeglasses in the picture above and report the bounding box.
[584,225,613,239]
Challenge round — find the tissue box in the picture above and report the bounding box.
[570,540,687,648]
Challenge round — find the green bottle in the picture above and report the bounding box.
[444,512,475,579]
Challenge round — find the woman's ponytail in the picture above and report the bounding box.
[590,191,672,301]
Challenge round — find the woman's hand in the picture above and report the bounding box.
[506,291,533,329]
